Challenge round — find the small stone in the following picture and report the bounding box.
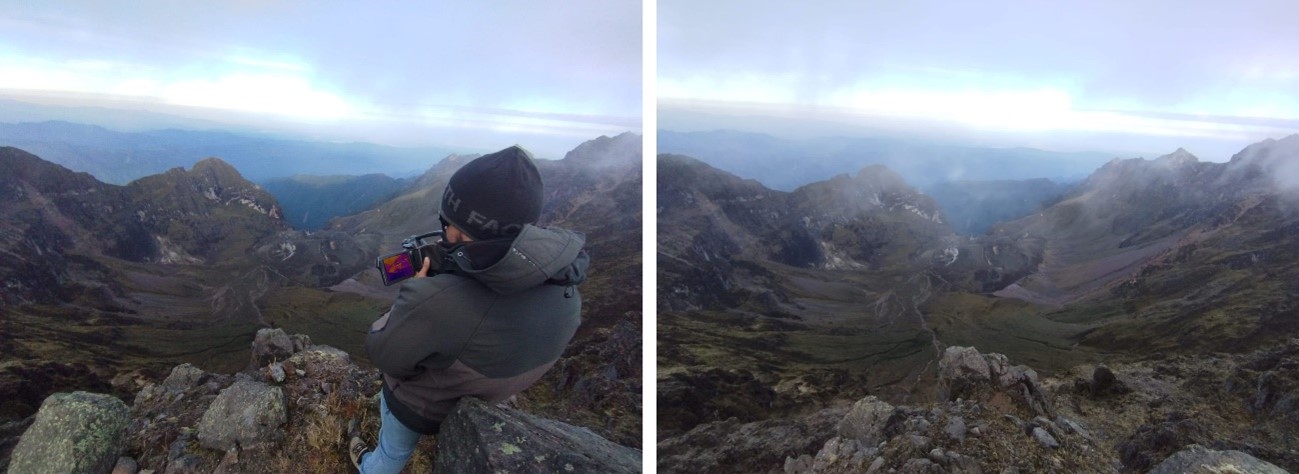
[928,448,947,464]
[166,454,203,474]
[906,416,931,433]
[112,456,139,474]
[1090,365,1117,396]
[1032,427,1059,449]
[970,426,981,437]
[162,364,207,391]
[213,448,239,474]
[1033,416,1058,435]
[1058,417,1091,438]
[866,457,885,474]
[784,454,814,473]
[268,363,286,383]
[945,417,967,442]
[296,369,306,377]
[908,434,931,451]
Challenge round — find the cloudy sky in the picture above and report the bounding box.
[659,0,1299,160]
[0,1,641,157]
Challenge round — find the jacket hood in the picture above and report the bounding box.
[451,224,588,295]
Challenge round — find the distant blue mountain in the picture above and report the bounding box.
[0,120,452,184]
[658,129,1115,191]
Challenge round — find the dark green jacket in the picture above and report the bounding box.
[366,224,587,434]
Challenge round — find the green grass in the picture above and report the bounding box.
[259,286,389,366]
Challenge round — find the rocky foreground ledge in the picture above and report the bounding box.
[8,329,641,473]
[660,344,1296,473]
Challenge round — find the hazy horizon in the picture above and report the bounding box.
[0,2,642,159]
[659,0,1299,162]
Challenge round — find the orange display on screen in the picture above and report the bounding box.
[381,253,416,283]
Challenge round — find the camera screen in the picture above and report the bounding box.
[379,252,417,284]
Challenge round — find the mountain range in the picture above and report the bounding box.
[0,120,454,185]
[0,132,643,466]
[657,134,1299,471]
[659,129,1115,191]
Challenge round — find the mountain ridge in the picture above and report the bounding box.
[658,134,1299,471]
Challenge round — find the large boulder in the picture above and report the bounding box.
[938,346,991,401]
[9,391,131,473]
[435,397,640,474]
[1149,444,1287,474]
[250,328,296,367]
[836,396,897,446]
[938,346,1052,418]
[196,380,287,451]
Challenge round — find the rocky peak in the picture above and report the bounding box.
[561,132,642,168]
[0,146,106,197]
[792,163,941,223]
[1154,147,1199,167]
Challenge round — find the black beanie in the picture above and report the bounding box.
[439,145,544,240]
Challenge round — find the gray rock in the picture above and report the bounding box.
[927,447,947,464]
[1148,444,1287,474]
[939,346,992,401]
[866,456,886,473]
[905,416,932,433]
[196,380,287,451]
[267,362,286,383]
[900,457,942,473]
[250,328,295,367]
[1031,427,1059,449]
[784,454,814,473]
[289,333,312,352]
[810,436,877,473]
[9,391,131,474]
[164,454,203,474]
[302,344,350,361]
[659,405,848,473]
[908,434,932,451]
[837,396,897,445]
[113,456,139,474]
[945,416,967,441]
[162,364,207,391]
[434,397,640,473]
[1057,417,1090,438]
[948,451,983,474]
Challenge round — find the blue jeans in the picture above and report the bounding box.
[360,391,421,474]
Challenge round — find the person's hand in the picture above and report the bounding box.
[414,256,432,278]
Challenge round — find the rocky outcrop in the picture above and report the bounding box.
[435,397,641,473]
[249,328,307,367]
[658,406,849,473]
[659,347,1113,474]
[1149,444,1288,474]
[9,330,636,473]
[9,391,131,473]
[938,347,1053,419]
[196,380,287,451]
[1047,339,1299,472]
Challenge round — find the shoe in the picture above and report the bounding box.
[349,436,369,471]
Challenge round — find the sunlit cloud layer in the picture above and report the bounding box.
[659,0,1299,159]
[0,1,641,156]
